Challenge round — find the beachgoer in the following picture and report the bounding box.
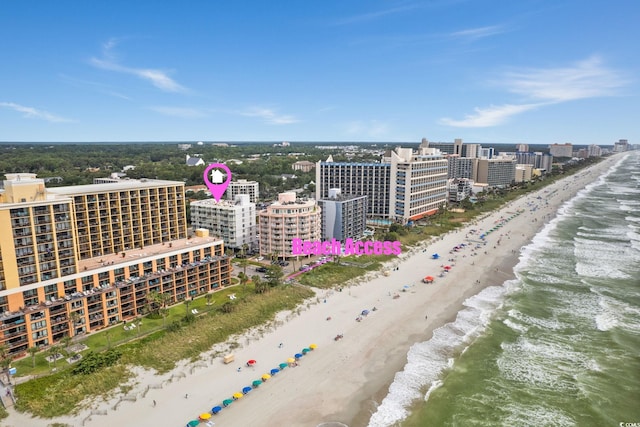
[185,393,188,399]
[153,400,156,407]
[278,342,283,348]
[237,367,241,372]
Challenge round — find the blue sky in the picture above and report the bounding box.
[1,0,638,145]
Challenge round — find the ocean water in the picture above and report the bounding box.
[368,152,640,427]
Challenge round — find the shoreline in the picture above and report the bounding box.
[2,156,620,427]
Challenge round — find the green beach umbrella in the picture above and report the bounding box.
[279,363,288,369]
[252,380,262,387]
[187,420,199,427]
[222,399,233,407]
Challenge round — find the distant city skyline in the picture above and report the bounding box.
[1,1,638,145]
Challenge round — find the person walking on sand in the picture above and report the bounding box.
[153,400,156,407]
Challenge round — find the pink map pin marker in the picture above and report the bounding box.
[203,163,232,202]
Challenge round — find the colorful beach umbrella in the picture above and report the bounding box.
[302,348,311,354]
[294,353,303,359]
[187,420,199,427]
[287,357,295,363]
[261,373,271,381]
[279,363,288,369]
[222,399,233,407]
[242,386,252,394]
[232,392,243,399]
[309,344,317,350]
[252,380,262,387]
[270,368,280,375]
[200,413,211,420]
[211,406,222,414]
[246,359,257,367]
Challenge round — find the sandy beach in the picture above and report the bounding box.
[2,156,619,427]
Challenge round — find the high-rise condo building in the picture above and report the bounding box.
[0,174,231,356]
[190,195,257,250]
[316,142,448,223]
[258,192,321,258]
[226,179,259,203]
[318,189,367,243]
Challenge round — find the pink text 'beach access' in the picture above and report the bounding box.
[291,238,402,256]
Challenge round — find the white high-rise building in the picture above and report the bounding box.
[191,195,257,249]
[226,179,259,203]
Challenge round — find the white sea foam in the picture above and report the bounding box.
[367,282,513,427]
[502,403,576,427]
[503,318,528,333]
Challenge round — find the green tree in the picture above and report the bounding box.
[265,265,284,287]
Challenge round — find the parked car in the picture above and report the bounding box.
[299,264,310,271]
[256,256,264,261]
[256,266,268,273]
[278,261,289,267]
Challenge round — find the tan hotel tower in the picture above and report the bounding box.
[0,174,231,356]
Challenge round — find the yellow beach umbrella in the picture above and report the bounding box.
[199,412,212,420]
[287,357,295,363]
[262,373,271,381]
[309,343,317,350]
[232,392,243,399]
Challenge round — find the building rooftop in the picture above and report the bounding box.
[46,178,185,196]
[77,235,225,273]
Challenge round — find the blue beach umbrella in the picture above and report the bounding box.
[212,406,222,414]
[242,386,252,394]
[270,368,279,375]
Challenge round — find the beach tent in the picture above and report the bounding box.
[212,406,222,414]
[432,253,440,259]
[423,276,434,284]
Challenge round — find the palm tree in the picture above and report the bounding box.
[0,344,11,384]
[68,312,81,338]
[47,344,60,369]
[60,335,72,354]
[104,329,112,349]
[238,272,249,298]
[27,346,38,368]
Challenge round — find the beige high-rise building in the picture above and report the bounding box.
[0,174,231,356]
[258,192,321,258]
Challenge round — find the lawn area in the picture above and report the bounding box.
[13,284,314,418]
[297,255,387,288]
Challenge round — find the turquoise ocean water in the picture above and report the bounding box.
[368,152,640,427]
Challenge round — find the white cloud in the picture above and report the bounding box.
[441,55,628,128]
[0,102,74,123]
[503,55,627,102]
[90,38,188,93]
[148,106,207,118]
[449,25,505,41]
[439,103,542,127]
[241,107,299,125]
